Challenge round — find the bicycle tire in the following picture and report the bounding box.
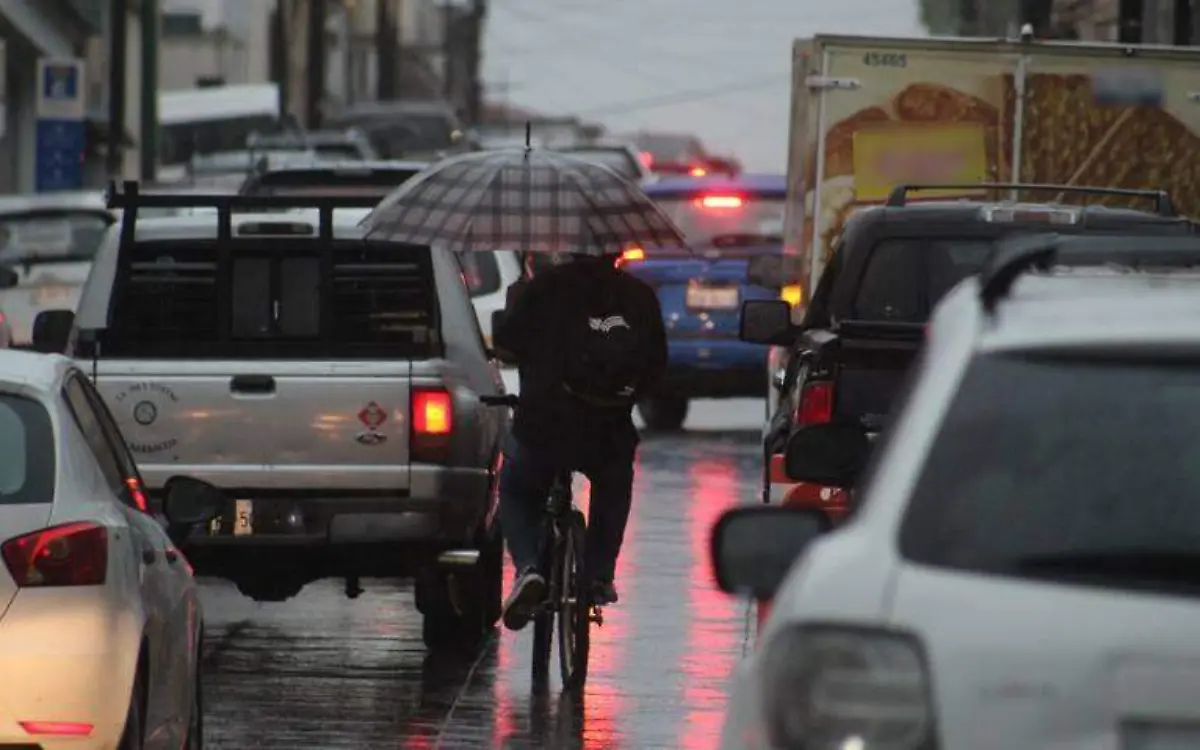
[530,529,555,687]
[558,510,590,691]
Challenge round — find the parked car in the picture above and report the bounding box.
[712,232,1200,750]
[619,174,785,430]
[42,185,509,651]
[246,127,379,162]
[553,141,653,183]
[238,158,428,199]
[0,349,223,750]
[325,100,467,161]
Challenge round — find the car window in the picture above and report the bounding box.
[653,193,786,249]
[899,354,1200,594]
[0,393,55,504]
[102,240,439,359]
[853,238,993,321]
[457,252,501,298]
[63,375,126,496]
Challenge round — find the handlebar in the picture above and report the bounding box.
[481,394,519,408]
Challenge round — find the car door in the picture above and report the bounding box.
[78,375,197,749]
[61,374,178,749]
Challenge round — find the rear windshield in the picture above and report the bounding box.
[653,193,786,249]
[241,169,421,198]
[99,240,439,359]
[0,393,55,505]
[563,150,640,180]
[852,237,994,321]
[0,211,113,266]
[900,354,1200,594]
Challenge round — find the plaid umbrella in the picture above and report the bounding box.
[359,148,690,255]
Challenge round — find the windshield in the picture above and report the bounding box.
[0,212,112,265]
[564,150,640,180]
[900,354,1200,595]
[653,193,786,249]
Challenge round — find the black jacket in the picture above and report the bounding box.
[494,257,667,461]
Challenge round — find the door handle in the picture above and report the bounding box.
[230,375,276,394]
[141,547,156,565]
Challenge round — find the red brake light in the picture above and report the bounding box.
[2,521,108,587]
[639,151,654,168]
[411,389,453,463]
[689,166,708,177]
[19,721,94,737]
[616,247,645,267]
[796,381,834,426]
[697,195,744,210]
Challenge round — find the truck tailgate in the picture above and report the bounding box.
[830,322,924,429]
[91,359,411,491]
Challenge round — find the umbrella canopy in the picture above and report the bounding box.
[360,148,690,255]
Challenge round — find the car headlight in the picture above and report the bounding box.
[761,625,934,750]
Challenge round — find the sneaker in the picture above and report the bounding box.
[591,580,618,606]
[502,569,547,631]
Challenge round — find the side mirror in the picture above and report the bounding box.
[31,309,75,353]
[784,423,872,488]
[162,476,224,527]
[0,266,18,290]
[739,299,794,345]
[710,505,830,599]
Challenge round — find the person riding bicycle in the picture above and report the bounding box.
[493,248,667,631]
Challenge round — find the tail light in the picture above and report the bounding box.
[780,284,803,307]
[19,721,94,737]
[696,195,743,210]
[411,388,453,463]
[689,166,708,177]
[616,247,645,267]
[639,151,654,168]
[796,381,833,426]
[2,521,108,587]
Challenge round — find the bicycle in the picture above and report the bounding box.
[481,393,604,691]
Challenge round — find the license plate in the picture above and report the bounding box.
[234,499,253,536]
[686,284,739,309]
[35,285,72,305]
[1122,724,1200,750]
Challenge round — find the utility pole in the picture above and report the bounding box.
[107,0,129,177]
[139,0,159,181]
[376,0,397,100]
[306,0,327,128]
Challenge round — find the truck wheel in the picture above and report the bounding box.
[418,534,501,651]
[637,395,689,432]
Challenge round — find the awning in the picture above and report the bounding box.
[0,0,79,58]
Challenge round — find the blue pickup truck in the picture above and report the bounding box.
[619,174,786,430]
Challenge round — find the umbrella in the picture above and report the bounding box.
[359,135,689,256]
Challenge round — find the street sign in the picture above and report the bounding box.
[35,58,86,193]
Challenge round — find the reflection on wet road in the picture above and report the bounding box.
[201,401,761,749]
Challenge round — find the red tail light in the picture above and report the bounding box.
[19,721,94,737]
[616,247,645,267]
[638,151,654,168]
[1,522,108,587]
[796,381,834,426]
[696,195,744,210]
[411,389,453,463]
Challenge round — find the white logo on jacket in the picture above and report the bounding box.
[588,315,630,333]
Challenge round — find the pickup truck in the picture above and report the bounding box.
[38,183,509,651]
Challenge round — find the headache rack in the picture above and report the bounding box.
[885,183,1176,217]
[978,233,1200,312]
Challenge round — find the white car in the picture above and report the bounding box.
[0,350,223,750]
[712,234,1200,750]
[0,303,10,348]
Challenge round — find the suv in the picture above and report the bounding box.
[713,233,1200,750]
[742,184,1195,508]
[39,183,508,650]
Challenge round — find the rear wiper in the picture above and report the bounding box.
[1012,549,1200,584]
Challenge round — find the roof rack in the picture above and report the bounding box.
[885,183,1175,217]
[105,180,381,247]
[978,233,1200,312]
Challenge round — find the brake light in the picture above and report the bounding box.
[639,151,654,168]
[689,166,708,177]
[796,381,834,426]
[616,247,645,267]
[697,195,743,210]
[1,521,108,587]
[125,477,148,512]
[19,721,94,737]
[781,284,803,307]
[411,389,453,463]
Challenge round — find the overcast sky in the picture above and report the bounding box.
[482,0,925,171]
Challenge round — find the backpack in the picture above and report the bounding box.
[561,274,647,407]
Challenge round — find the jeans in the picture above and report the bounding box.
[497,433,634,583]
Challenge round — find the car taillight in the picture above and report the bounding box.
[1,521,108,587]
[796,381,833,426]
[696,194,743,210]
[411,389,453,463]
[616,247,645,267]
[780,284,803,307]
[689,166,708,177]
[639,151,654,168]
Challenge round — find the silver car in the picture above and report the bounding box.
[0,350,222,750]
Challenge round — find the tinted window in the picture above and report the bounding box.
[0,394,55,504]
[853,238,993,321]
[458,252,501,297]
[0,212,113,266]
[101,241,438,359]
[900,355,1200,593]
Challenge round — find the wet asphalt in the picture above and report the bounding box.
[198,400,765,749]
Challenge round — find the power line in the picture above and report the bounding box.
[569,75,787,117]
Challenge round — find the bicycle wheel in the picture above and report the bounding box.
[530,530,556,687]
[557,510,590,690]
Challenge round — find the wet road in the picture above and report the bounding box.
[199,400,764,749]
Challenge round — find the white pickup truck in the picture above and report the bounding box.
[40,184,510,651]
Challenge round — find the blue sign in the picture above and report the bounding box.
[35,119,85,192]
[42,63,79,101]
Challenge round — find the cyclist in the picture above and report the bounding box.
[493,249,667,631]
